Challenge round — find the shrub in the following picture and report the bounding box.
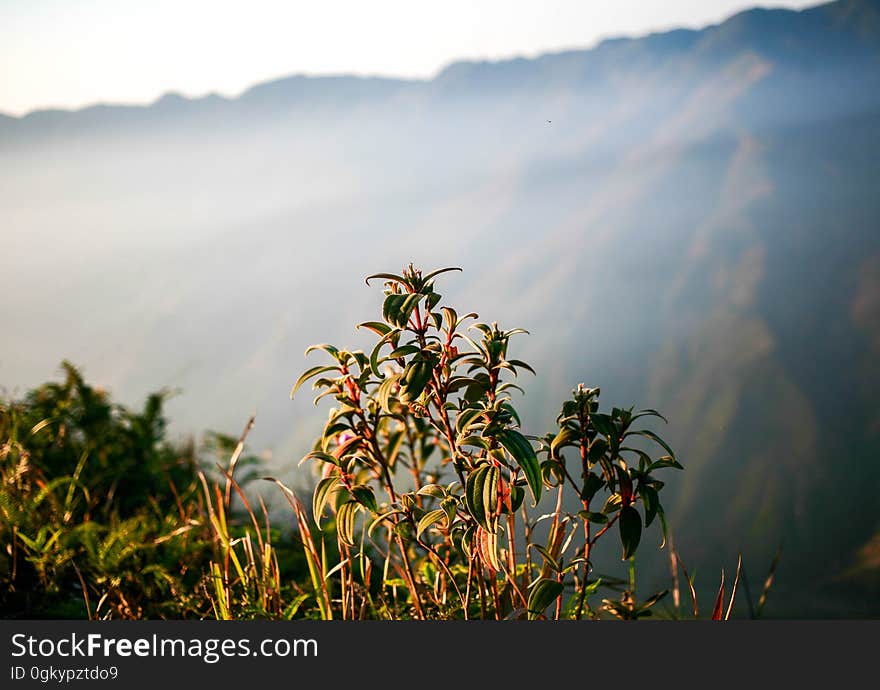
[288,265,682,619]
[0,363,309,619]
[0,363,212,617]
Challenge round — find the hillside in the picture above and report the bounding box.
[1,0,879,615]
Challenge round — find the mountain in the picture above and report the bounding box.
[2,0,879,616]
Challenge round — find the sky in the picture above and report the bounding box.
[1,0,820,116]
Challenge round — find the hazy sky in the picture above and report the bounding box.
[2,0,819,116]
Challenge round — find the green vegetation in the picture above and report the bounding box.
[2,266,764,619]
[0,363,305,619]
[285,265,689,619]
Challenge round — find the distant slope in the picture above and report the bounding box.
[2,0,879,616]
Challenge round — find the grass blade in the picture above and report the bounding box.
[711,569,725,620]
[725,554,743,620]
[675,553,698,618]
[756,546,782,619]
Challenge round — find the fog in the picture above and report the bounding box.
[3,1,880,614]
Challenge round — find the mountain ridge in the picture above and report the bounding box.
[4,0,878,123]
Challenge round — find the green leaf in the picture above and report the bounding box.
[356,321,393,337]
[582,578,603,601]
[463,375,490,402]
[626,429,676,460]
[455,408,485,434]
[441,498,458,525]
[441,307,458,330]
[465,465,488,529]
[581,473,605,503]
[299,450,339,467]
[591,413,616,438]
[481,465,499,532]
[458,435,490,451]
[312,476,340,526]
[336,500,361,547]
[500,402,522,427]
[369,328,400,379]
[615,465,633,502]
[382,293,408,327]
[367,510,405,538]
[464,464,499,531]
[281,592,311,620]
[630,408,668,424]
[416,484,446,499]
[507,359,536,375]
[376,373,401,413]
[602,493,622,515]
[541,459,561,488]
[506,484,525,513]
[578,511,609,524]
[388,345,421,359]
[291,365,339,398]
[400,360,434,402]
[619,506,642,560]
[588,437,608,463]
[322,419,350,441]
[421,266,462,283]
[304,343,340,359]
[496,428,542,506]
[550,427,578,458]
[649,457,684,471]
[527,578,564,620]
[416,509,447,539]
[351,486,377,513]
[426,291,442,311]
[395,293,424,328]
[657,504,668,549]
[459,524,477,560]
[532,544,561,573]
[641,485,659,527]
[365,272,406,285]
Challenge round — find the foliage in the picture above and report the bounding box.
[0,363,307,619]
[287,265,683,619]
[1,268,773,620]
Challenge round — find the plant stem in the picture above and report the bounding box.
[417,537,466,611]
[489,570,502,619]
[506,512,518,607]
[589,512,620,547]
[464,556,473,620]
[395,532,424,619]
[477,564,488,619]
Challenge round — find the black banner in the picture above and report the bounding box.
[1,620,876,686]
